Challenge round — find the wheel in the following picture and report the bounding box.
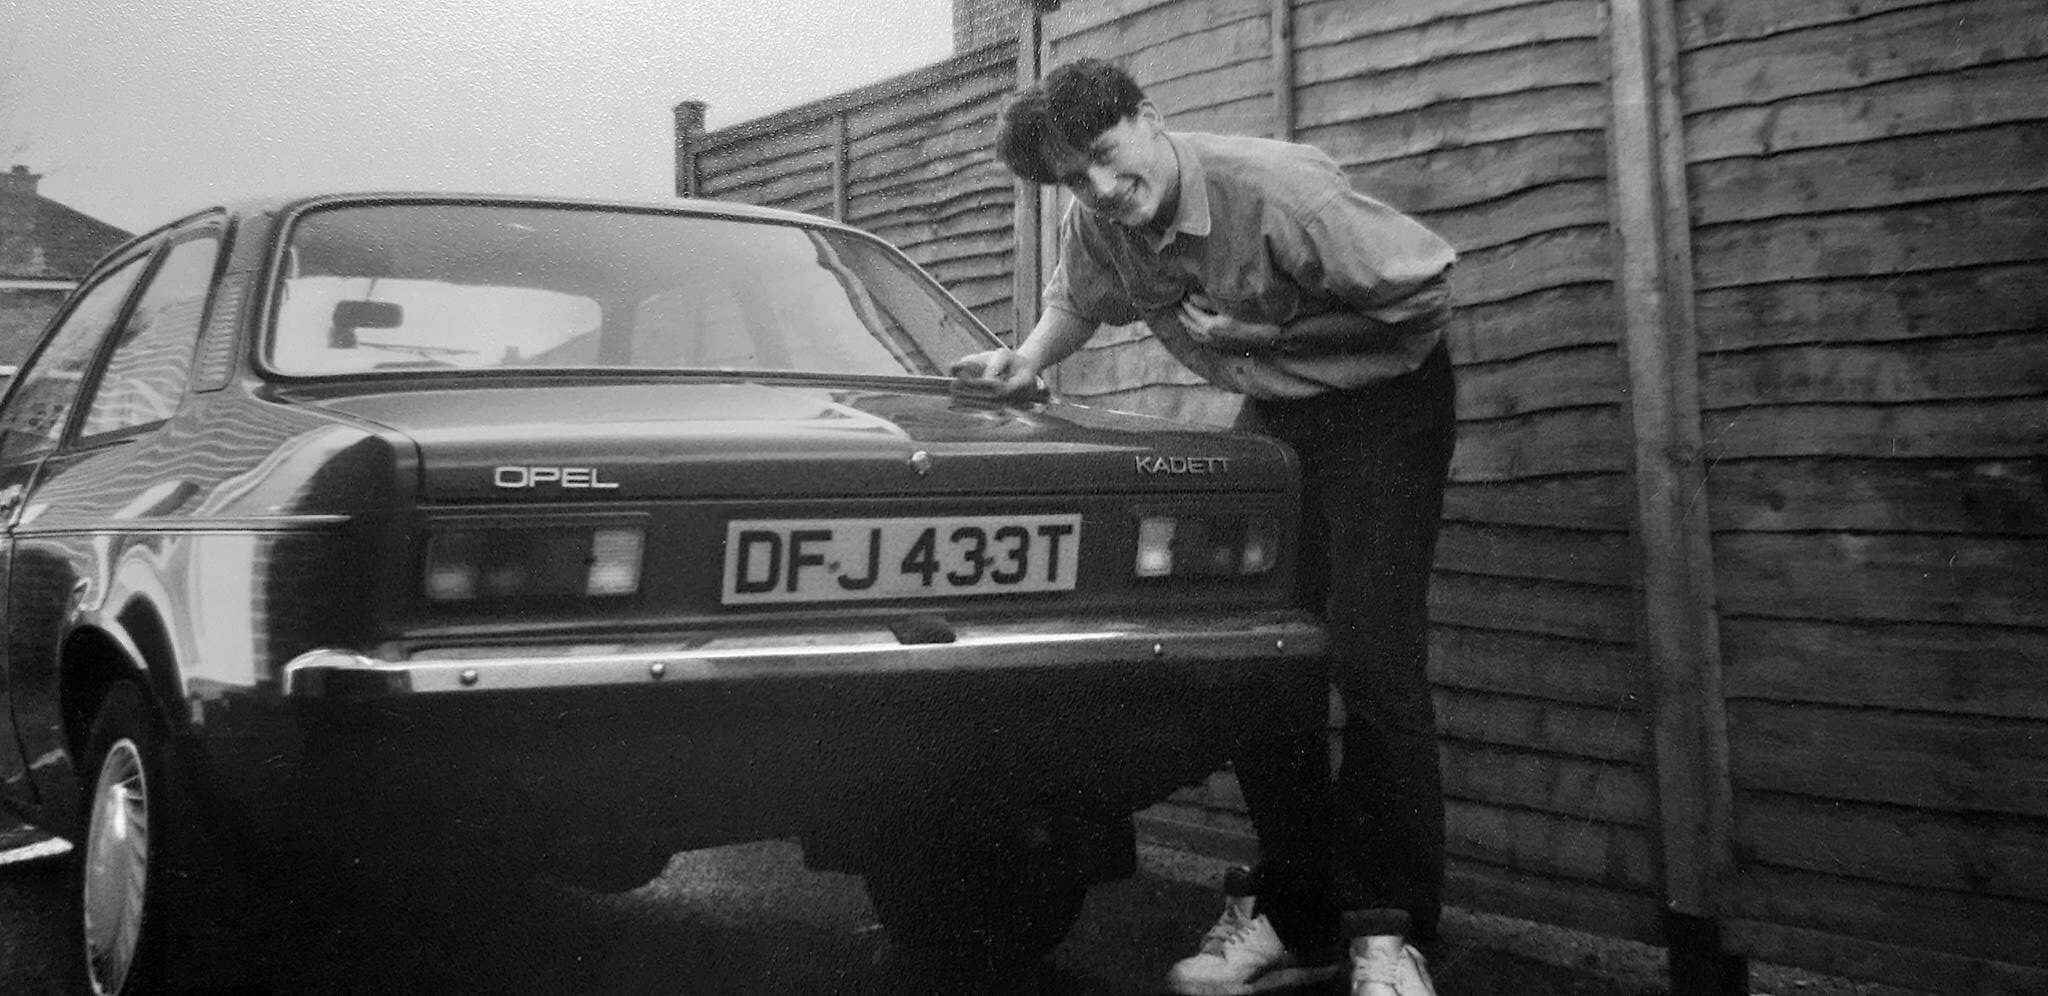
[75,682,248,996]
[862,838,1090,974]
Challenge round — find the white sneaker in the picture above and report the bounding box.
[1166,867,1342,995]
[1347,911,1437,996]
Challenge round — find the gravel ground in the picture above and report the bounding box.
[4,811,1938,996]
[1135,844,1934,996]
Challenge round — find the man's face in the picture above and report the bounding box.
[1044,104,1178,230]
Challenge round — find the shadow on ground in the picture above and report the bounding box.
[4,834,1658,995]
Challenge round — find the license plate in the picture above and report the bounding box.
[721,514,1082,605]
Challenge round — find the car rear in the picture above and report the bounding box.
[236,195,1327,880]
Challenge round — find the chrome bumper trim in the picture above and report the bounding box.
[283,612,1326,699]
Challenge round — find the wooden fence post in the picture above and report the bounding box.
[831,110,851,222]
[1269,0,1294,141]
[673,99,707,198]
[1604,0,1745,992]
[1010,1,1045,346]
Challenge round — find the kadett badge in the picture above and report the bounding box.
[1135,455,1230,475]
[493,466,620,489]
[909,450,934,477]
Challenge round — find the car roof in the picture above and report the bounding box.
[117,191,863,256]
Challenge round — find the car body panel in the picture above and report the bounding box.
[0,193,1326,883]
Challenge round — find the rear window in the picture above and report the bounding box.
[265,203,990,378]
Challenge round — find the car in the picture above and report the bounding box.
[0,192,1326,993]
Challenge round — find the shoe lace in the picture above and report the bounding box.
[1199,897,1258,955]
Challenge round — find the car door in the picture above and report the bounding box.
[0,243,155,816]
[1,222,221,819]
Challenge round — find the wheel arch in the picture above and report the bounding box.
[59,610,178,769]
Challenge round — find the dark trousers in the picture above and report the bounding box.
[1230,342,1456,953]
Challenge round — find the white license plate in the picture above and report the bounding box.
[721,514,1082,605]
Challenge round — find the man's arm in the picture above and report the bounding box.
[951,305,1098,396]
[1177,273,1449,355]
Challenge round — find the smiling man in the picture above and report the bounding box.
[953,59,1456,996]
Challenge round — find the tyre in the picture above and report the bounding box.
[862,837,1089,974]
[75,681,247,996]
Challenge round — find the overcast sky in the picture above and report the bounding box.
[1,0,956,233]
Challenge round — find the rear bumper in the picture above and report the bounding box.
[281,609,1326,699]
[205,610,1328,875]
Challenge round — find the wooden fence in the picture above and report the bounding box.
[676,0,2048,990]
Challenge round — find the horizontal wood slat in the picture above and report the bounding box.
[1689,123,2048,224]
[1454,227,1613,305]
[1450,406,1631,482]
[1422,179,1612,255]
[1296,0,1588,48]
[1296,39,1607,124]
[1442,741,1652,825]
[1437,690,1647,762]
[1724,865,2048,968]
[1707,457,2047,535]
[1435,521,1633,586]
[1045,0,1266,50]
[1446,857,1665,944]
[1302,85,1609,166]
[1141,60,1273,124]
[1715,531,2048,626]
[1685,59,2048,162]
[1721,617,2048,720]
[1691,192,2048,290]
[1728,701,2048,817]
[1455,343,1624,419]
[1694,262,2047,352]
[1677,0,2046,114]
[1449,284,1620,366]
[1430,625,1643,709]
[1733,792,2048,900]
[1347,131,1609,215]
[1699,332,2048,408]
[1295,0,1601,81]
[1449,799,1657,888]
[1441,474,1633,532]
[1699,397,2048,461]
[1676,0,1957,51]
[1726,917,2048,995]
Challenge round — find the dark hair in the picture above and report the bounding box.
[994,58,1147,185]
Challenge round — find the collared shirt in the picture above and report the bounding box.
[1042,131,1456,400]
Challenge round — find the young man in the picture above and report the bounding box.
[953,59,1455,995]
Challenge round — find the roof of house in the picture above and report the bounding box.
[0,167,131,280]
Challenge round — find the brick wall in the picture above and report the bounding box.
[0,287,67,363]
[953,0,1019,51]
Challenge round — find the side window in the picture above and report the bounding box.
[79,234,221,439]
[0,254,149,461]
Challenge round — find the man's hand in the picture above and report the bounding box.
[950,347,1044,399]
[1177,296,1281,354]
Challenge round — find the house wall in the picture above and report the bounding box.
[955,0,1022,51]
[0,286,71,362]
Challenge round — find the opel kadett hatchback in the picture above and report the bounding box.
[0,193,1325,992]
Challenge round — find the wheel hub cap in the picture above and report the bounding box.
[82,738,149,996]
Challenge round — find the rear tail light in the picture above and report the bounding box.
[424,524,645,603]
[1134,513,1280,579]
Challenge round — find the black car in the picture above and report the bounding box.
[0,193,1325,993]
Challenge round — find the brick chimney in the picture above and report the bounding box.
[1,165,40,197]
